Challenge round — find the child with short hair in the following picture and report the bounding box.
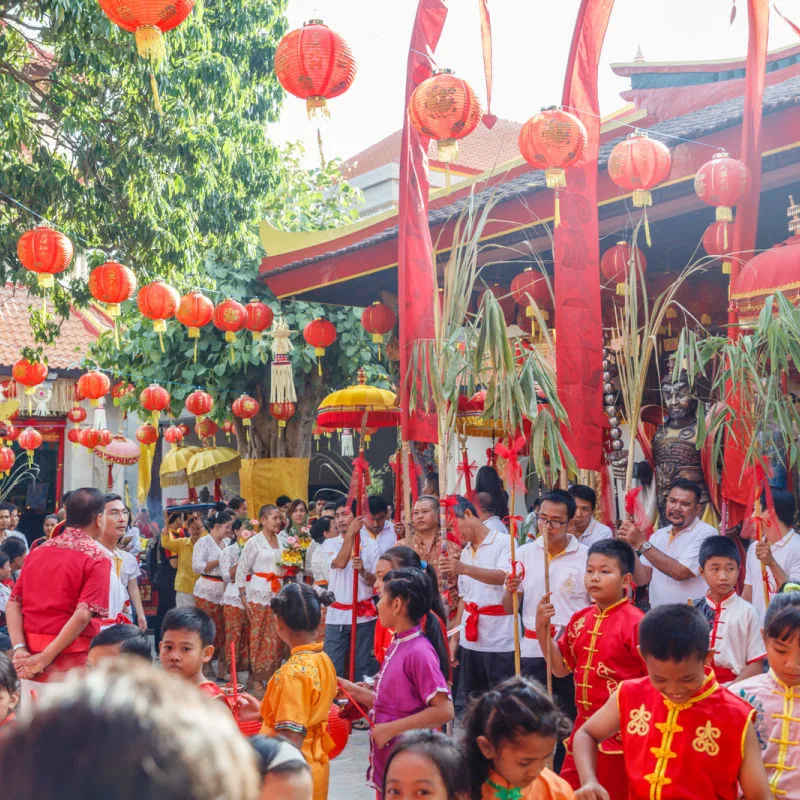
[695,535,765,685]
[88,623,152,667]
[535,539,646,797]
[572,603,771,800]
[0,652,20,731]
[159,607,224,700]
[463,675,574,800]
[250,735,313,800]
[735,586,800,798]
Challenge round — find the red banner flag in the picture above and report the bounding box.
[554,0,615,471]
[398,0,447,445]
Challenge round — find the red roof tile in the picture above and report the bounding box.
[0,284,111,371]
[341,118,523,179]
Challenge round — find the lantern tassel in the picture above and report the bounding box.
[230,343,236,364]
[158,331,165,353]
[554,192,561,228]
[135,25,166,64]
[643,208,652,248]
[317,358,322,377]
[193,339,198,363]
[113,320,120,349]
[716,206,733,222]
[722,259,732,275]
[149,73,163,115]
[306,96,330,119]
[723,222,729,250]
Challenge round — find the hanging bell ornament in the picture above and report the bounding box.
[610,427,623,440]
[602,371,612,382]
[602,360,611,370]
[603,382,615,394]
[609,416,620,427]
[603,347,612,357]
[604,393,617,405]
[611,439,624,451]
[605,405,617,415]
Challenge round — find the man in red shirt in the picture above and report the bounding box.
[6,488,110,682]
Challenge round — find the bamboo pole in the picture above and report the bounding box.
[348,447,365,682]
[402,440,413,529]
[509,485,521,677]
[542,521,553,697]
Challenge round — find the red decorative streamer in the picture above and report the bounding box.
[495,436,526,493]
[477,0,497,129]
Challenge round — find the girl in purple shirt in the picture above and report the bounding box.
[338,567,454,794]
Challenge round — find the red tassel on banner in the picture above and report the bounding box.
[478,0,497,129]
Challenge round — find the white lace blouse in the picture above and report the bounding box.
[220,543,243,609]
[192,535,228,604]
[235,533,283,607]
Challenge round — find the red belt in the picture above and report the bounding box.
[201,574,223,582]
[523,626,556,641]
[101,613,132,628]
[331,599,378,619]
[253,572,282,592]
[464,602,509,643]
[27,632,92,655]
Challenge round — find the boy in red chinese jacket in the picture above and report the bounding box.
[536,539,646,798]
[571,603,771,800]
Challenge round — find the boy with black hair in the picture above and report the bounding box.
[535,538,645,797]
[159,607,224,700]
[0,538,25,574]
[572,603,771,800]
[88,623,152,666]
[695,536,765,685]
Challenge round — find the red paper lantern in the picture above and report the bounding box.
[66,406,87,425]
[176,291,215,340]
[327,704,351,760]
[178,422,191,438]
[478,284,516,325]
[222,419,235,439]
[79,427,102,450]
[77,371,111,406]
[702,220,735,275]
[694,151,751,222]
[212,299,246,340]
[18,426,43,455]
[408,69,483,163]
[270,401,295,433]
[607,131,671,209]
[138,281,179,349]
[0,446,15,475]
[1,422,18,443]
[12,359,48,397]
[67,427,81,447]
[244,299,274,340]
[111,382,135,406]
[511,269,551,333]
[164,425,184,445]
[96,429,114,447]
[195,418,218,440]
[88,262,137,316]
[361,302,396,347]
[185,389,214,418]
[232,394,260,428]
[17,226,74,289]
[274,20,357,117]
[136,423,159,446]
[303,318,337,373]
[601,242,647,295]
[140,384,171,423]
[518,107,587,190]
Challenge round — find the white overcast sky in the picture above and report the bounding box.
[269,0,799,166]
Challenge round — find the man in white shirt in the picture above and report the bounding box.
[742,488,800,621]
[568,485,613,548]
[323,498,378,682]
[475,491,510,535]
[440,495,515,697]
[504,488,588,770]
[619,478,716,607]
[359,495,396,579]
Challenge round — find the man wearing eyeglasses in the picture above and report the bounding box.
[503,488,589,771]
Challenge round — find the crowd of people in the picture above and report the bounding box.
[0,471,799,800]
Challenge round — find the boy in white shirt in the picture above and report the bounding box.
[568,484,613,548]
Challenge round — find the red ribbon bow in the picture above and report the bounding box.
[504,514,524,537]
[457,451,477,498]
[441,495,463,547]
[495,435,527,493]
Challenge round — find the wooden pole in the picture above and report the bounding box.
[348,448,365,682]
[509,486,521,677]
[402,440,413,529]
[542,521,553,697]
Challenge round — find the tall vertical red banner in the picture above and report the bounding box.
[554,0,615,471]
[398,0,447,444]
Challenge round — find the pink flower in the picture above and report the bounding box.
[287,536,299,547]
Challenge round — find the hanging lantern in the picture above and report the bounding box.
[303,318,337,375]
[66,427,81,449]
[270,402,295,436]
[178,422,191,439]
[88,261,136,346]
[12,358,48,414]
[222,419,235,442]
[0,446,15,476]
[1,422,18,444]
[79,427,102,450]
[17,427,42,466]
[244,299,274,341]
[140,384,171,424]
[518,107,587,226]
[136,423,159,446]
[138,281,179,352]
[360,302,396,358]
[66,406,87,425]
[195,417,218,441]
[111,382,135,406]
[212,299,247,363]
[477,284,516,326]
[601,242,647,295]
[176,291,215,362]
[274,20,357,118]
[232,394,260,443]
[185,389,214,419]
[702,220,735,275]
[97,0,195,112]
[408,69,483,165]
[511,269,550,335]
[96,429,114,448]
[77,371,111,407]
[270,317,297,404]
[694,150,751,222]
[164,425,184,446]
[17,226,74,290]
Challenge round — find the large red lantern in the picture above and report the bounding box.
[601,242,647,295]
[136,423,158,446]
[244,299,274,341]
[694,151,751,222]
[185,389,214,418]
[518,107,587,189]
[77,371,111,407]
[96,429,114,448]
[1,422,18,444]
[702,220,735,275]
[18,426,43,464]
[327,704,351,760]
[138,281,179,351]
[0,446,15,476]
[140,384,171,423]
[195,418,218,441]
[164,425,184,446]
[17,227,74,289]
[361,302,396,358]
[274,20,357,117]
[176,291,214,361]
[270,401,295,435]
[67,428,81,448]
[12,358,48,414]
[511,269,551,334]
[178,422,191,439]
[67,406,87,425]
[213,299,247,362]
[88,262,137,317]
[408,69,482,163]
[232,394,260,427]
[303,318,337,374]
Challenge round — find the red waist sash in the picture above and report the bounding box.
[464,602,509,642]
[331,599,378,619]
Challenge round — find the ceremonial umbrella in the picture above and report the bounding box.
[187,446,242,501]
[160,445,202,488]
[316,367,400,680]
[94,434,140,492]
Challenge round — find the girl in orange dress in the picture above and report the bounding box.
[260,583,337,800]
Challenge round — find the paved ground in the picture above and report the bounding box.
[329,727,374,800]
